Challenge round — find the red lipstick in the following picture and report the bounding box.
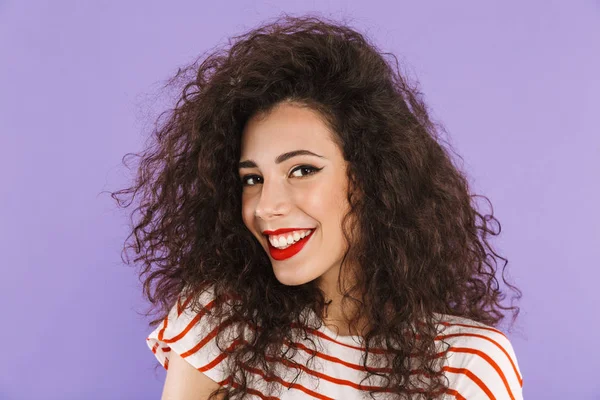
[262,227,313,235]
[264,228,316,261]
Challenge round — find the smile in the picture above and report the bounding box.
[268,228,315,261]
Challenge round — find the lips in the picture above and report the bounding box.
[263,227,314,236]
[268,228,315,261]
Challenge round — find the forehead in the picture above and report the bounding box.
[240,103,336,156]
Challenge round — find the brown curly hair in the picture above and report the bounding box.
[111,14,521,399]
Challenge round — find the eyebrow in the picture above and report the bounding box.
[238,149,324,169]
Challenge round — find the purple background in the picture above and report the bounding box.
[1,1,598,399]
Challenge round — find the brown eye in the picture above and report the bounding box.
[290,165,322,178]
[241,175,262,186]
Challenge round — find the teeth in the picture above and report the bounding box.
[268,229,313,249]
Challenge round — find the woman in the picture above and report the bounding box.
[113,15,523,399]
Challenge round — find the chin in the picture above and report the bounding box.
[271,268,309,287]
[273,273,308,287]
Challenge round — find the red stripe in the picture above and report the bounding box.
[284,339,390,373]
[178,295,194,316]
[161,300,217,344]
[180,319,233,358]
[196,337,241,373]
[440,332,523,387]
[240,363,336,399]
[448,347,515,400]
[157,315,168,341]
[265,354,396,393]
[289,322,390,354]
[439,322,522,381]
[443,366,496,399]
[245,387,279,400]
[217,375,233,387]
[444,388,467,400]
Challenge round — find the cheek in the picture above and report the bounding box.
[300,191,327,217]
[299,180,348,222]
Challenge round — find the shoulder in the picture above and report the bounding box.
[146,284,235,386]
[435,314,523,400]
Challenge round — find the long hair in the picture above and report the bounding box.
[111,14,521,399]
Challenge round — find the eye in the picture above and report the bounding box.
[240,165,322,187]
[290,165,321,178]
[240,175,262,186]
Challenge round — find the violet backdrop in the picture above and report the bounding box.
[1,1,598,399]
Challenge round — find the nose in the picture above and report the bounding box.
[253,177,291,220]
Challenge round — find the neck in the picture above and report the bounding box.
[321,286,370,337]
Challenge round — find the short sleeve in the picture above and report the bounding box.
[146,286,231,386]
[439,316,524,400]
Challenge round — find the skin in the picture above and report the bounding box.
[161,351,224,400]
[238,101,360,334]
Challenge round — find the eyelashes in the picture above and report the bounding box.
[240,165,323,187]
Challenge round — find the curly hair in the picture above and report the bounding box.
[111,14,521,399]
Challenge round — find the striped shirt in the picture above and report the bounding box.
[147,286,523,399]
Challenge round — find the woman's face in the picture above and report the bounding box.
[239,102,351,290]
